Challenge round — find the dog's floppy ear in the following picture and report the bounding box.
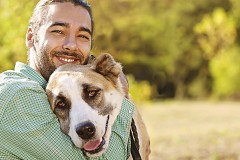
[91,53,122,85]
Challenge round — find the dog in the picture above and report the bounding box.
[46,53,150,159]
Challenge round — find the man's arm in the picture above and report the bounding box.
[0,85,131,160]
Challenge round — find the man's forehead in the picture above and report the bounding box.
[45,2,92,30]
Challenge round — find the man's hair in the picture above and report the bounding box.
[29,0,94,42]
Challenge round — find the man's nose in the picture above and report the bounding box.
[63,35,77,51]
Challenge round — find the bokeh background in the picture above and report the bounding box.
[1,0,240,159]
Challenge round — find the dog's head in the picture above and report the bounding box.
[46,53,124,157]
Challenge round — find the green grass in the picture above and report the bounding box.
[139,101,240,160]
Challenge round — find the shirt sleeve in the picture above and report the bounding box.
[0,85,131,160]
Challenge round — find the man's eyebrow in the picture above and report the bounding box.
[79,27,92,36]
[49,22,69,28]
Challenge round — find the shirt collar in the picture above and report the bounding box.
[15,62,47,89]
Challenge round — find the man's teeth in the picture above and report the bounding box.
[59,57,75,62]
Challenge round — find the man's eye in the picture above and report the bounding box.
[51,30,64,34]
[78,34,90,41]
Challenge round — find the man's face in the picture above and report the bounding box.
[28,2,92,80]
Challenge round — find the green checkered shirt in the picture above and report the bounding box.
[0,62,134,160]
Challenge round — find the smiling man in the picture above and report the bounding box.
[27,2,92,80]
[0,0,133,159]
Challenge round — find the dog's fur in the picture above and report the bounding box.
[46,53,150,159]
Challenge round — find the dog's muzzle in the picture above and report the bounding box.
[77,115,110,154]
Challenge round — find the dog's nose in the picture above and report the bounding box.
[76,121,96,140]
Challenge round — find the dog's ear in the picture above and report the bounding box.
[91,53,122,85]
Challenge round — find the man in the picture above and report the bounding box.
[0,0,133,159]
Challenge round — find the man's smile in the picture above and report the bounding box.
[59,57,75,63]
[56,55,81,64]
[53,51,83,65]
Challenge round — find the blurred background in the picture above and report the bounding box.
[1,0,240,159]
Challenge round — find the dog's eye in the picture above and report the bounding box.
[56,99,66,108]
[88,89,101,98]
[89,90,97,97]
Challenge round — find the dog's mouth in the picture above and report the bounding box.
[83,137,106,154]
[83,115,110,155]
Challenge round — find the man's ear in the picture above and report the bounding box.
[26,27,34,48]
[91,53,122,85]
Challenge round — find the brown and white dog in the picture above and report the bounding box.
[46,53,150,159]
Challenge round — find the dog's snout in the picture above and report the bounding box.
[76,121,96,140]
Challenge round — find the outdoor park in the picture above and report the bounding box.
[140,101,240,160]
[1,0,240,159]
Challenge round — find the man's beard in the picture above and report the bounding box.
[37,48,57,81]
[36,47,88,81]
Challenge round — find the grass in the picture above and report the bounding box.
[138,101,240,160]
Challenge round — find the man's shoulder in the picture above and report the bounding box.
[0,69,46,121]
[0,70,44,102]
[1,70,42,89]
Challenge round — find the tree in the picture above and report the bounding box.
[0,1,37,72]
[195,6,240,99]
[89,0,233,99]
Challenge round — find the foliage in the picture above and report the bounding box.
[89,0,238,100]
[0,1,37,72]
[194,8,236,60]
[195,6,240,99]
[127,75,152,104]
[210,47,240,98]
